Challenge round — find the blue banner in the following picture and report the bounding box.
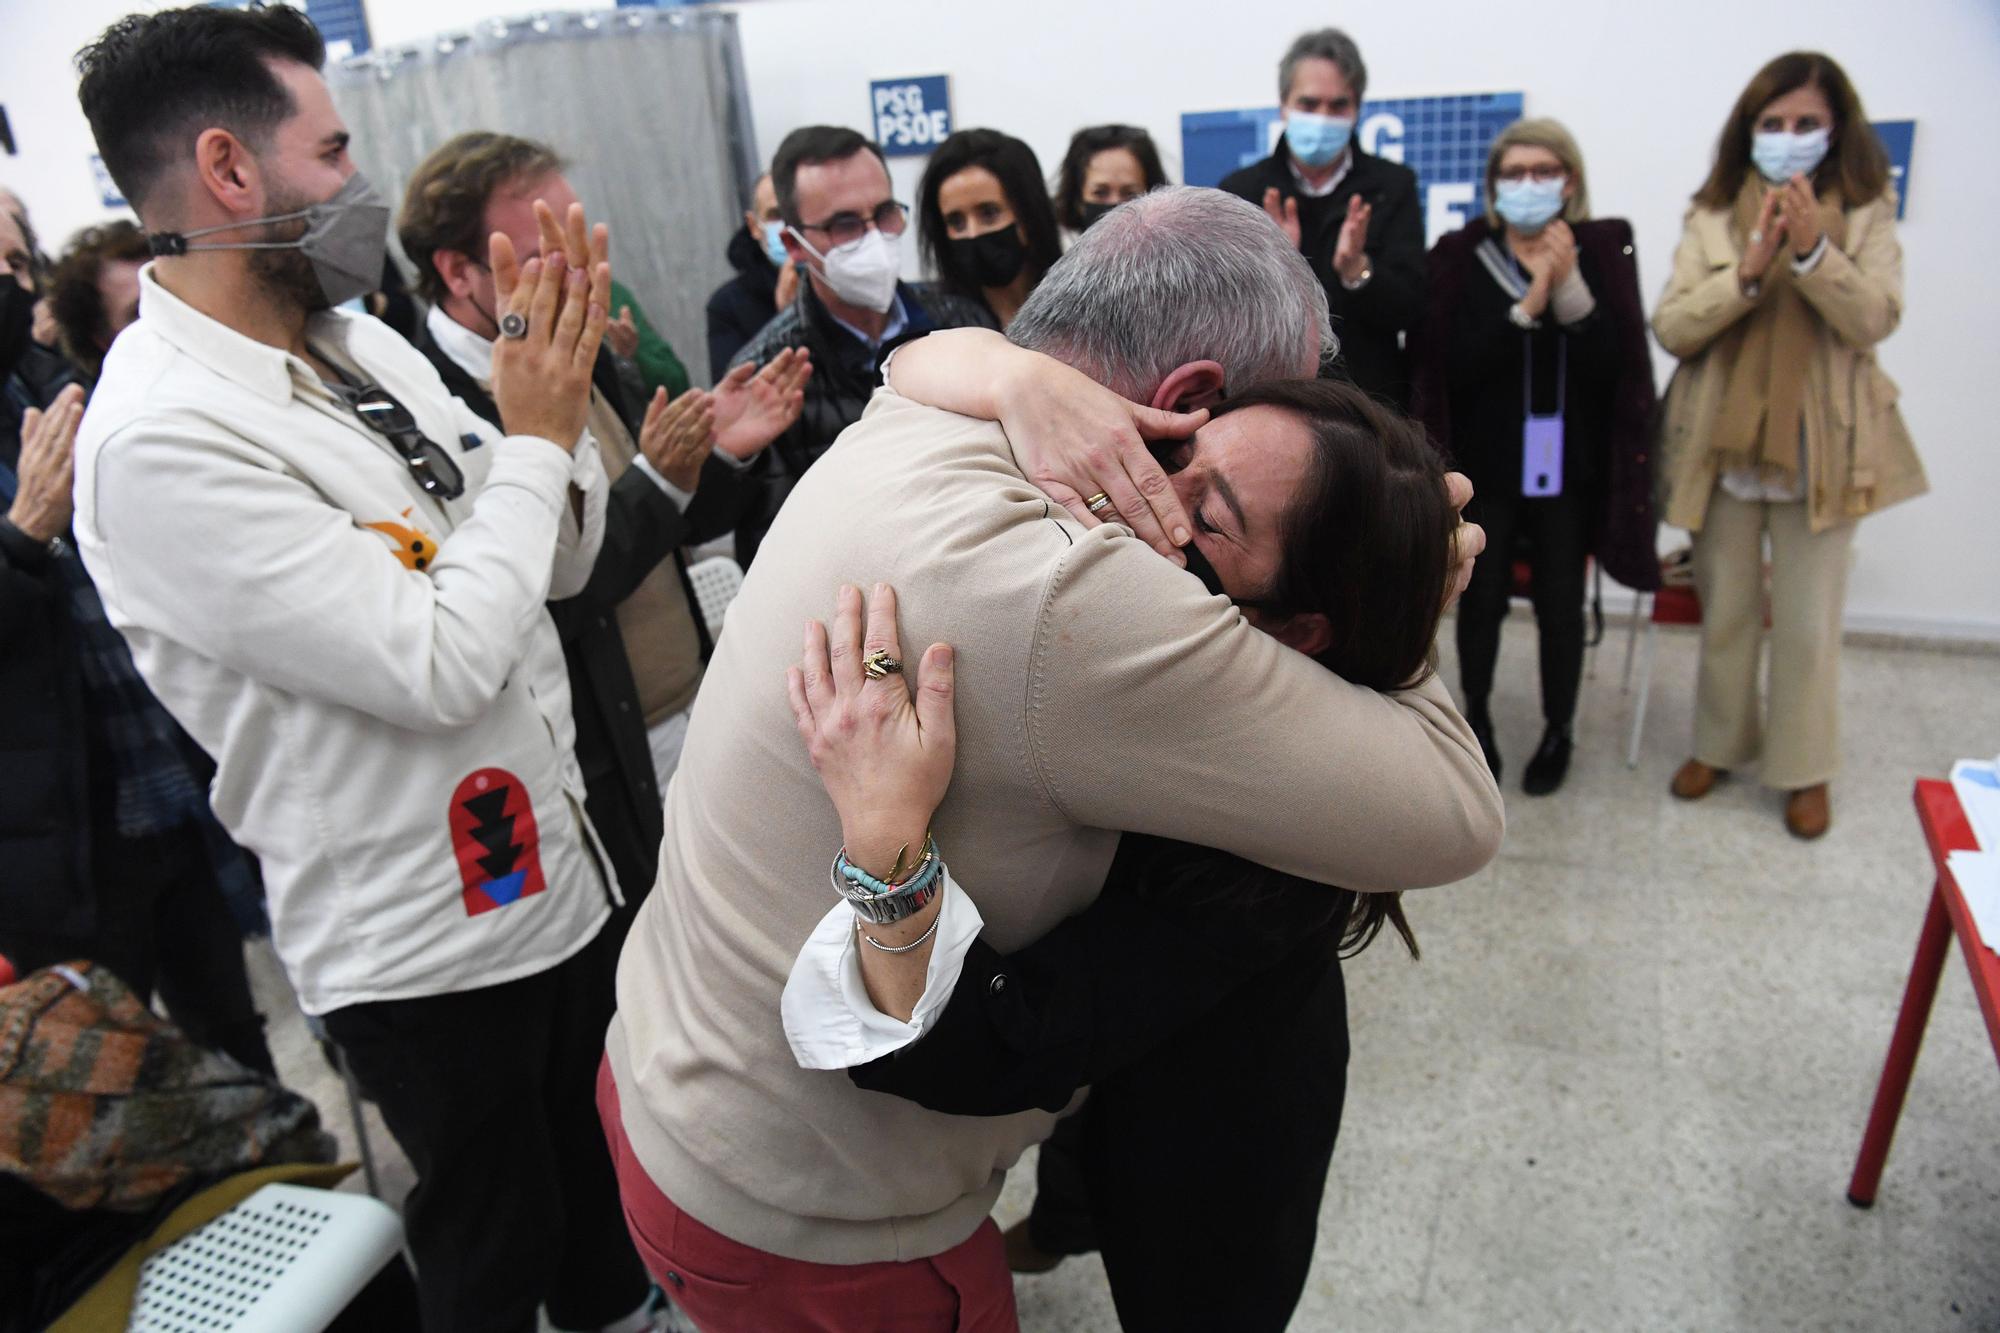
[89,154,127,210]
[305,0,370,58]
[1182,92,1524,245]
[211,0,369,58]
[1872,120,1915,220]
[870,76,952,157]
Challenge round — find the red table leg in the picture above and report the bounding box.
[1848,884,1954,1207]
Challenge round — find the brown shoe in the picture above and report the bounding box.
[1002,1218,1065,1274]
[1671,759,1726,801]
[1785,784,1831,840]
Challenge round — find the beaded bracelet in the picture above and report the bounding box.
[829,834,945,925]
[836,833,939,897]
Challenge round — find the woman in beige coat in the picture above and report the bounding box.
[1653,51,1925,839]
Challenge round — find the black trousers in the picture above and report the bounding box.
[1025,943,1350,1332]
[319,921,650,1333]
[1457,484,1592,728]
[0,819,273,1076]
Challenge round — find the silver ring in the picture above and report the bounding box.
[1085,492,1113,515]
[500,312,528,340]
[1748,229,1764,247]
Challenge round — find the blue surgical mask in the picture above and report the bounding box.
[1493,177,1567,234]
[1751,127,1830,184]
[1285,110,1355,169]
[761,220,789,267]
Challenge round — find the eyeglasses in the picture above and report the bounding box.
[1496,165,1568,184]
[331,381,466,500]
[795,200,908,249]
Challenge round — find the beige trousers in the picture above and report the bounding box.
[1690,487,1855,789]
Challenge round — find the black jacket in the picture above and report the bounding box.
[726,279,997,567]
[851,836,1355,1332]
[705,226,783,384]
[0,486,94,940]
[414,327,752,902]
[1411,217,1661,593]
[1219,140,1427,408]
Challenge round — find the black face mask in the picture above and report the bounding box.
[0,281,35,378]
[951,227,1029,290]
[1076,200,1119,231]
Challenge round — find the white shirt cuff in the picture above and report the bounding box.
[780,870,985,1071]
[1791,234,1830,278]
[633,454,693,511]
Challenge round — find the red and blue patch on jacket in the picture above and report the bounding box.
[449,769,547,916]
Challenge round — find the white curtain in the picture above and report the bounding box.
[328,8,757,385]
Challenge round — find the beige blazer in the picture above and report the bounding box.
[1651,192,1926,533]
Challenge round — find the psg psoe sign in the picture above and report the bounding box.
[871,76,953,157]
[1181,92,1526,245]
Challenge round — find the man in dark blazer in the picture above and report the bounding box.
[399,132,802,912]
[1220,27,1426,408]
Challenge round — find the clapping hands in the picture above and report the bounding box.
[635,348,814,493]
[1333,193,1373,283]
[7,384,86,543]
[489,200,611,452]
[712,348,812,461]
[1776,174,1824,260]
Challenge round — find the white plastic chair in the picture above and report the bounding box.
[127,1183,402,1332]
[686,555,745,642]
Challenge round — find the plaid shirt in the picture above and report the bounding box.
[1,446,204,837]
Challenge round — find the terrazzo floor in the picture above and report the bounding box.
[247,616,2000,1331]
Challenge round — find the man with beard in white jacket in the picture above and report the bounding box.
[69,8,657,1331]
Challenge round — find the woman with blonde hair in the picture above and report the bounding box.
[1653,52,1925,838]
[1412,117,1659,795]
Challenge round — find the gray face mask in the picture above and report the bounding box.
[148,172,389,307]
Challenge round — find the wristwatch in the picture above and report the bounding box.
[1339,258,1374,291]
[0,514,64,569]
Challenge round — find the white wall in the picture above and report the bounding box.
[7,0,1998,639]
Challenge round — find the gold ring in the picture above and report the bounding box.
[863,650,903,681]
[1085,492,1113,514]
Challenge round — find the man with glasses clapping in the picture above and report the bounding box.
[727,126,998,566]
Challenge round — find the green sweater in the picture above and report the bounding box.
[609,278,690,400]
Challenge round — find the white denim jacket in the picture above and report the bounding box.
[73,266,614,1015]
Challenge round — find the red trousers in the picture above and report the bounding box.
[595,1057,1019,1332]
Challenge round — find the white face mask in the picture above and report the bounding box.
[1751,127,1831,184]
[790,226,901,313]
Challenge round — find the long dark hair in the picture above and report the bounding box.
[917,129,1063,303]
[1212,378,1460,957]
[1050,125,1169,231]
[1694,51,1890,209]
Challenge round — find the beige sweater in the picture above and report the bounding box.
[608,389,1503,1264]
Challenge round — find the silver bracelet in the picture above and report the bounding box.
[858,914,941,954]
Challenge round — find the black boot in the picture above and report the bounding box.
[1522,724,1573,796]
[1467,708,1501,784]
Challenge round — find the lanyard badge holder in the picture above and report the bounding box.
[1522,336,1566,498]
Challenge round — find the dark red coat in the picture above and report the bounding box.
[1411,217,1660,592]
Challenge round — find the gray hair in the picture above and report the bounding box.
[1279,28,1368,105]
[1007,186,1334,402]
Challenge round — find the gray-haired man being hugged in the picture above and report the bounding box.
[601,186,1503,1327]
